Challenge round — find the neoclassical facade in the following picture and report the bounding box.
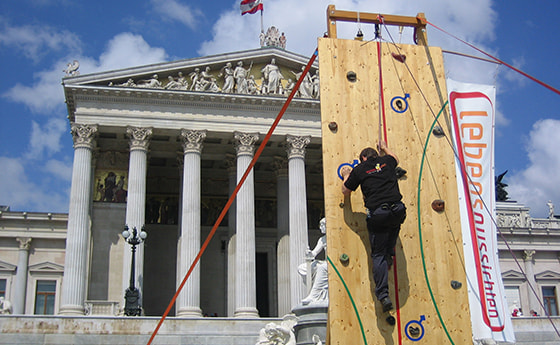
[0,46,559,343]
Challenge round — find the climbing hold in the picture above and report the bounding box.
[386,315,396,325]
[339,253,349,264]
[451,280,462,290]
[328,121,338,132]
[431,199,445,212]
[432,125,445,137]
[391,52,406,63]
[339,202,344,208]
[408,325,421,336]
[346,71,357,82]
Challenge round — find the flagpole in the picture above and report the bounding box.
[260,5,264,33]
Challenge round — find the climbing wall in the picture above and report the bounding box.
[319,37,473,344]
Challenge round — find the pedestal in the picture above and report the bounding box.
[292,303,328,345]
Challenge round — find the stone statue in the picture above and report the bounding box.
[261,58,283,95]
[299,218,328,305]
[495,170,509,201]
[0,296,13,314]
[219,62,235,93]
[197,67,221,92]
[164,75,185,90]
[136,74,162,89]
[234,61,252,94]
[279,32,287,49]
[262,26,281,48]
[109,78,136,87]
[63,60,80,76]
[189,68,201,91]
[311,70,320,99]
[548,200,555,219]
[246,75,260,95]
[290,66,313,98]
[312,334,323,345]
[256,315,297,345]
[177,71,189,89]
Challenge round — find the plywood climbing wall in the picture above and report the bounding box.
[319,37,473,344]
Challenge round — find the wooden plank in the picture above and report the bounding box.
[326,5,428,44]
[319,37,472,344]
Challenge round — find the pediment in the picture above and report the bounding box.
[0,260,16,273]
[502,270,525,280]
[63,47,320,121]
[535,270,560,281]
[28,262,64,273]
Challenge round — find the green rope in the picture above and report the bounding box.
[417,100,455,344]
[327,255,368,345]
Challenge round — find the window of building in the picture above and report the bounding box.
[542,286,558,316]
[0,279,6,298]
[505,285,521,315]
[34,280,56,315]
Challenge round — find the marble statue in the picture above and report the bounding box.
[164,75,185,90]
[311,70,320,99]
[312,334,323,345]
[177,71,189,89]
[189,68,201,91]
[279,32,287,49]
[109,78,136,87]
[219,62,235,93]
[197,67,221,92]
[299,218,328,305]
[234,61,252,94]
[548,200,555,219]
[136,74,162,88]
[0,297,13,314]
[261,58,284,95]
[63,60,80,76]
[256,315,297,345]
[246,75,260,95]
[290,66,313,99]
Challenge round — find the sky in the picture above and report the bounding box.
[0,0,559,218]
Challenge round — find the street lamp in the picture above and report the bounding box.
[122,225,147,316]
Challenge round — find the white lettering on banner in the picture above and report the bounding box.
[450,92,506,331]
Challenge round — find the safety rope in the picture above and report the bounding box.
[422,18,560,97]
[145,48,319,345]
[417,101,455,344]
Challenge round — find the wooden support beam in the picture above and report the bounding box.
[326,4,428,45]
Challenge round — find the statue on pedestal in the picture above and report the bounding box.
[298,218,328,305]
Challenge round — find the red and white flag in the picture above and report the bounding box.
[240,0,263,15]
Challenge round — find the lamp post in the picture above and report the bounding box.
[122,225,147,316]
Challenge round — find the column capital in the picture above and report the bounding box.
[180,129,207,154]
[16,237,32,250]
[523,250,536,262]
[234,132,259,156]
[286,135,311,160]
[126,127,153,151]
[71,123,98,149]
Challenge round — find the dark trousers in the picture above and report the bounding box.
[366,202,406,301]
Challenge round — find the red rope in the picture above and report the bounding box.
[377,40,403,344]
[422,18,560,96]
[145,49,318,345]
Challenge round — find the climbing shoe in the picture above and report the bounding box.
[381,297,393,312]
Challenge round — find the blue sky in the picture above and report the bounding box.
[0,0,559,217]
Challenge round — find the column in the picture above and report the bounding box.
[274,157,291,316]
[122,126,152,310]
[286,135,311,308]
[226,154,237,317]
[523,250,539,313]
[60,123,97,315]
[234,131,259,318]
[176,129,206,317]
[13,237,31,314]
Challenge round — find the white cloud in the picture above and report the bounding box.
[44,158,73,182]
[507,119,560,217]
[0,157,68,212]
[26,119,68,158]
[0,21,82,63]
[150,0,203,30]
[96,32,168,71]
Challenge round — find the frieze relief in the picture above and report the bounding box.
[105,27,319,101]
